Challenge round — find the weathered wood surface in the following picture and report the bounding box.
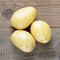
[0,0,60,27]
[0,0,60,60]
[0,28,60,60]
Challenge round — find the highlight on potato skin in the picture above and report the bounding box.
[10,6,36,29]
[11,30,36,53]
[30,20,51,44]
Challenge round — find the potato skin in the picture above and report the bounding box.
[30,21,51,43]
[11,6,36,29]
[11,30,35,53]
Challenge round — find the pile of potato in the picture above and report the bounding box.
[10,6,51,53]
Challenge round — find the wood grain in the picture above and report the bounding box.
[0,0,60,27]
[0,0,60,60]
[0,28,60,60]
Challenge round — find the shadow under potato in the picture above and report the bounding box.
[11,25,31,33]
[11,26,17,33]
[24,25,31,33]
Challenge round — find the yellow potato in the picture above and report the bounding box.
[10,6,36,29]
[30,21,51,43]
[11,30,35,53]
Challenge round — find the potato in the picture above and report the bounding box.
[10,6,36,29]
[11,30,35,53]
[30,21,51,43]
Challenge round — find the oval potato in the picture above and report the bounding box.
[30,21,51,43]
[11,6,36,29]
[11,30,35,53]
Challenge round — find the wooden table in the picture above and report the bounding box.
[0,0,60,60]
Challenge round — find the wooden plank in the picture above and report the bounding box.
[0,0,60,28]
[1,0,60,6]
[0,0,60,60]
[0,28,60,60]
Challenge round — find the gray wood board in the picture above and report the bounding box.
[0,0,60,60]
[0,0,60,28]
[0,28,60,60]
